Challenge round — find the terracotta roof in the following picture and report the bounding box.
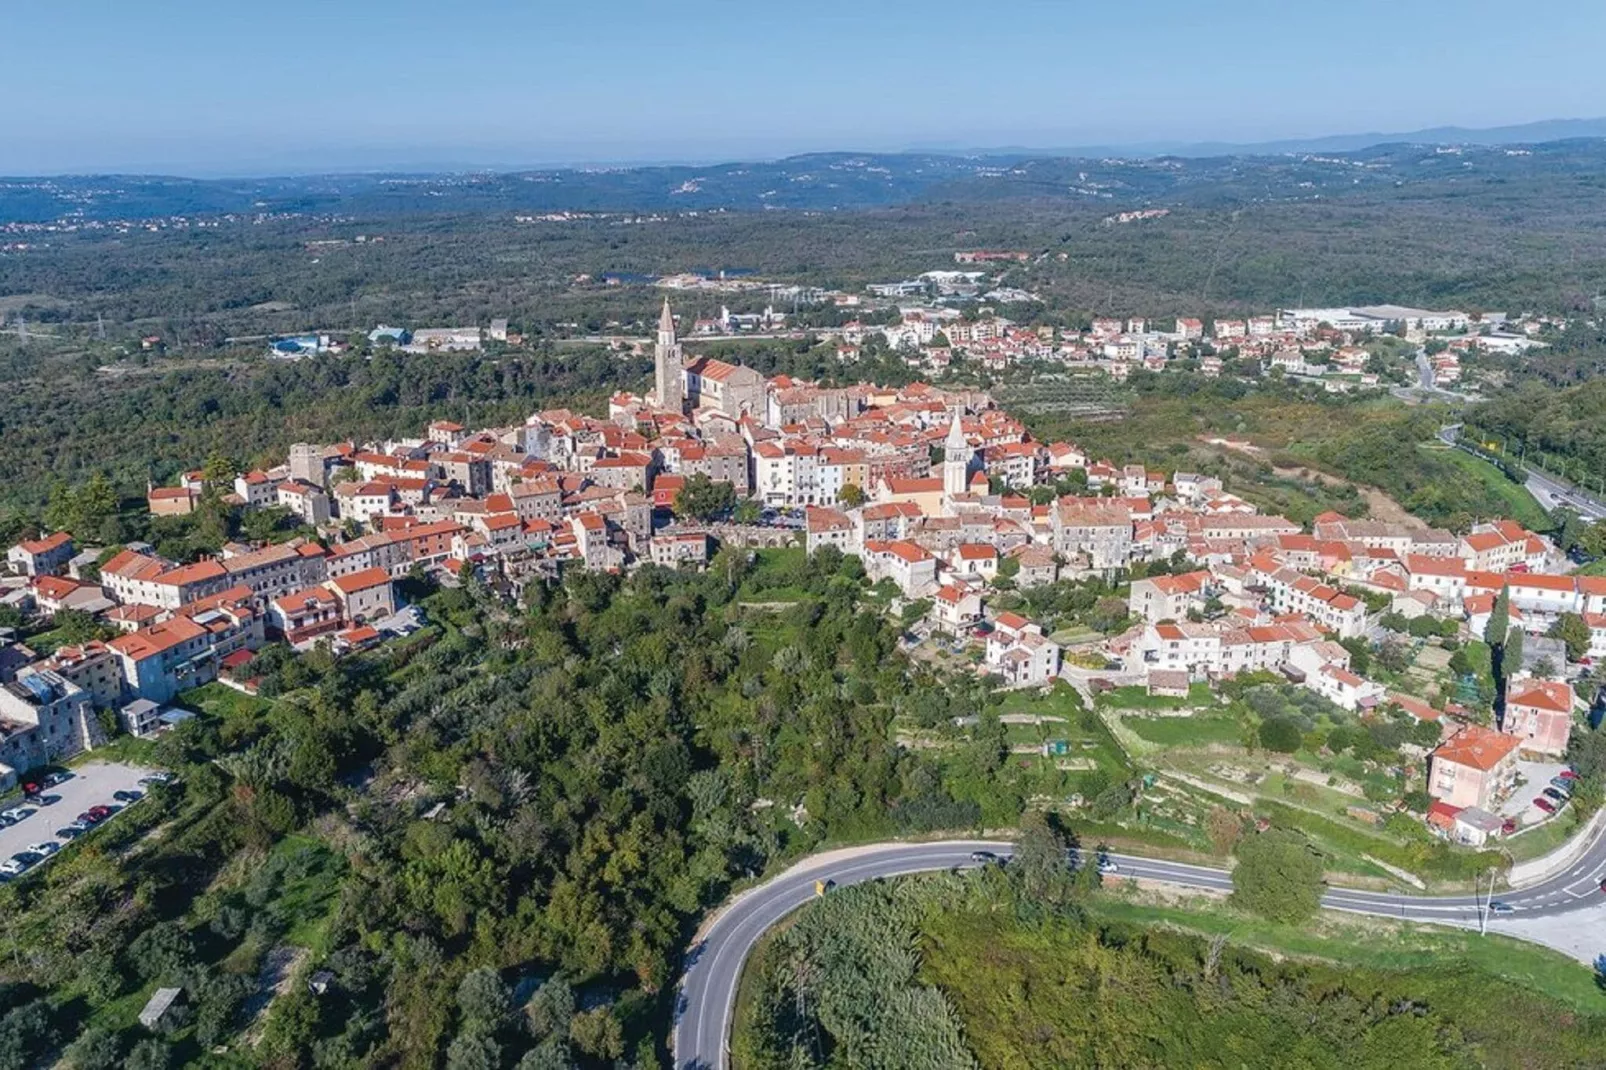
[1432,724,1520,772]
[1507,679,1572,715]
[155,560,228,587]
[327,567,392,594]
[31,575,84,601]
[884,540,933,564]
[16,532,72,555]
[273,586,339,612]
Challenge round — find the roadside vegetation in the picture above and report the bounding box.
[736,853,1606,1070]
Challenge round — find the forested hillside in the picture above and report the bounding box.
[8,142,1606,347]
[0,551,1018,1067]
[1467,378,1606,493]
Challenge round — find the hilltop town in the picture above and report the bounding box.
[2,297,1602,853]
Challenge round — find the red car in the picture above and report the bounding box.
[1559,769,1579,781]
[75,812,100,825]
[1534,797,1557,814]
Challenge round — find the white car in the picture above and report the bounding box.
[26,842,58,857]
[0,861,22,877]
[1,808,31,822]
[1097,857,1119,874]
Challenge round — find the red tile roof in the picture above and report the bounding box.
[328,567,392,594]
[1432,725,1520,772]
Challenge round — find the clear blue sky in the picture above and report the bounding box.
[5,0,1604,175]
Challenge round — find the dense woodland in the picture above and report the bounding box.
[1467,377,1606,495]
[9,144,1606,347]
[0,551,1044,1068]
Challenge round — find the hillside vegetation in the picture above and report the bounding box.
[738,872,1606,1070]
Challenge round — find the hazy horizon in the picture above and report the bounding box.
[5,0,1606,177]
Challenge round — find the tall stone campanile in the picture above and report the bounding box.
[943,411,972,498]
[655,297,685,413]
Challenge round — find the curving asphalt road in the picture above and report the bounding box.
[674,830,1606,1069]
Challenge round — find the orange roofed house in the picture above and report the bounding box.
[862,539,938,597]
[1503,679,1574,758]
[326,568,397,625]
[1429,725,1520,810]
[107,587,264,703]
[6,532,75,577]
[1127,570,1211,624]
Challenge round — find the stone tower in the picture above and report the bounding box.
[289,443,324,487]
[655,297,684,413]
[943,411,972,498]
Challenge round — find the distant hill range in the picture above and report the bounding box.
[5,119,1606,224]
[946,116,1606,159]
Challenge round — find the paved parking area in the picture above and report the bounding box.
[1504,760,1569,823]
[0,760,156,869]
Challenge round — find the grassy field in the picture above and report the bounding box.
[1098,682,1216,711]
[180,681,272,722]
[1123,713,1246,748]
[1087,894,1603,1013]
[1428,445,1552,530]
[914,884,1606,1070]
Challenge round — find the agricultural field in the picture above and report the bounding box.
[1090,677,1505,888]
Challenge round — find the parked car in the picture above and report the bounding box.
[1559,769,1579,781]
[26,842,57,857]
[10,853,41,868]
[55,828,81,840]
[1489,900,1514,915]
[0,861,23,877]
[20,782,40,797]
[75,812,100,825]
[1534,797,1557,814]
[112,789,143,803]
[138,772,174,786]
[43,772,71,787]
[1599,879,1606,895]
[1543,788,1569,805]
[1,808,31,823]
[63,821,89,833]
[1549,777,1573,795]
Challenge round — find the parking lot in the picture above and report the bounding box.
[0,761,157,873]
[1506,759,1570,825]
